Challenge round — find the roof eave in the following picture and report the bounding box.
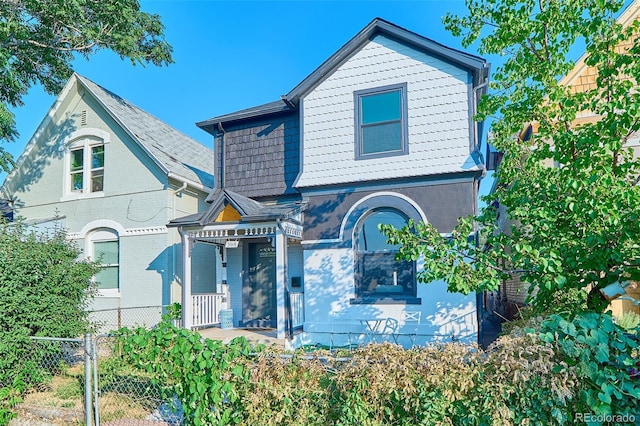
[196,101,294,136]
[285,18,487,104]
[167,173,214,194]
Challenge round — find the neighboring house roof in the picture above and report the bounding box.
[4,74,214,192]
[559,0,640,92]
[168,189,305,227]
[75,74,214,190]
[197,17,489,133]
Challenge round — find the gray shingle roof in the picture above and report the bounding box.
[197,100,293,134]
[77,74,214,189]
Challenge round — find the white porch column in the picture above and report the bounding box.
[275,224,288,339]
[181,231,193,329]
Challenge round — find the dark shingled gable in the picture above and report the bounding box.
[210,110,300,200]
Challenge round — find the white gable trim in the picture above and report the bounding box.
[304,191,428,246]
[69,220,168,240]
[2,75,80,187]
[76,75,171,177]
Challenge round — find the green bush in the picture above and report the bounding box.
[117,312,639,425]
[0,222,99,422]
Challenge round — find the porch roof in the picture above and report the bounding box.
[168,189,306,228]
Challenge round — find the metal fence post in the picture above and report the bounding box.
[84,333,93,426]
[92,336,101,426]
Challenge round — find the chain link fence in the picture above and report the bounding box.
[11,336,87,425]
[93,335,184,426]
[9,306,185,425]
[88,306,176,335]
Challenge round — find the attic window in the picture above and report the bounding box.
[68,136,105,195]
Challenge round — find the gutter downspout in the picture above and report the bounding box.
[217,123,226,190]
[472,68,489,346]
[170,182,188,307]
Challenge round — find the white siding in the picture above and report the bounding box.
[297,35,477,188]
[300,247,478,347]
[288,243,304,286]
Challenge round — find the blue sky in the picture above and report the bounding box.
[5,0,491,189]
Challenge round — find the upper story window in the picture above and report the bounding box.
[70,143,104,193]
[354,83,408,159]
[354,208,416,299]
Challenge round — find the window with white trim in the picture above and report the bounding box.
[354,209,415,298]
[90,229,119,294]
[68,138,104,194]
[354,83,408,159]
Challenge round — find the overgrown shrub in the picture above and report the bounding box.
[117,311,639,425]
[118,319,257,425]
[0,222,99,422]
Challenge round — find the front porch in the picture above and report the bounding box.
[172,190,307,341]
[189,291,305,338]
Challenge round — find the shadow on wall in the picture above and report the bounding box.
[148,242,218,308]
[147,244,178,307]
[301,247,478,344]
[4,117,78,203]
[303,192,350,241]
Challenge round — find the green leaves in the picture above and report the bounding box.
[118,320,258,425]
[0,0,174,171]
[538,312,640,417]
[0,222,99,419]
[383,0,640,314]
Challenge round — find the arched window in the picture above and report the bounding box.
[61,128,109,200]
[89,228,119,294]
[354,209,415,298]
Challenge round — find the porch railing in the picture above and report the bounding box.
[192,293,225,328]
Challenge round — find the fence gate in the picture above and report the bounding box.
[13,333,184,425]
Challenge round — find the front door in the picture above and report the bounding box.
[243,242,277,328]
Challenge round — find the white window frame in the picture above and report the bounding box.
[61,129,110,201]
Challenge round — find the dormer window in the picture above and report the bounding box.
[354,83,408,159]
[66,136,105,196]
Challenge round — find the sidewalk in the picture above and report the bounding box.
[197,326,285,347]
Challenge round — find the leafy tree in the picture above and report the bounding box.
[0,0,173,172]
[0,222,100,386]
[382,0,640,313]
